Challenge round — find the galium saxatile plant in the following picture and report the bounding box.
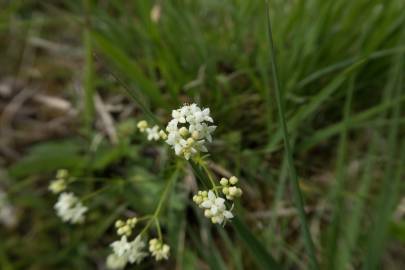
[50,103,242,268]
[49,170,88,224]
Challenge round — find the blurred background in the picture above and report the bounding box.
[0,0,404,269]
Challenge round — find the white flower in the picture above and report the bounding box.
[49,179,66,194]
[111,236,147,265]
[146,125,160,141]
[199,191,233,225]
[106,253,127,270]
[172,108,187,124]
[54,192,88,224]
[127,236,148,263]
[149,238,170,261]
[165,103,216,159]
[111,236,132,257]
[0,190,17,228]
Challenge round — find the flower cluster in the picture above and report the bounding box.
[193,190,234,225]
[137,120,166,141]
[107,216,171,269]
[48,169,68,194]
[54,192,88,224]
[193,176,242,225]
[149,238,170,261]
[220,176,242,200]
[165,104,216,160]
[115,217,138,236]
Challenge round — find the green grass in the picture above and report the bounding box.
[0,0,404,269]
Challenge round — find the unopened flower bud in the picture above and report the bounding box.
[204,209,213,218]
[229,176,238,185]
[220,178,228,186]
[159,130,167,140]
[186,137,194,145]
[137,120,148,132]
[229,186,238,196]
[115,220,124,228]
[192,131,200,140]
[56,169,68,179]
[179,127,189,137]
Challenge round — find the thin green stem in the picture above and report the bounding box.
[201,162,218,193]
[140,168,179,237]
[155,218,163,240]
[137,215,153,222]
[81,185,110,202]
[266,2,320,270]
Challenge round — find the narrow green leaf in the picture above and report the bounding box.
[92,31,166,111]
[233,217,282,270]
[266,2,320,269]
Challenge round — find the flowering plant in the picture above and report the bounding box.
[49,103,243,268]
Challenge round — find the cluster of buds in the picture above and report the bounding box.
[49,169,69,194]
[149,238,170,261]
[115,217,138,237]
[137,120,167,141]
[192,190,208,206]
[220,176,242,200]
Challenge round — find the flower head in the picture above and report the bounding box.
[194,190,233,225]
[149,238,170,261]
[220,176,242,200]
[165,104,216,160]
[54,192,88,224]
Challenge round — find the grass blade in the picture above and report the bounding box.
[82,0,94,134]
[363,43,404,270]
[233,217,282,270]
[91,31,166,108]
[266,2,320,269]
[325,74,355,269]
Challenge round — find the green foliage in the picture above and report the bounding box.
[0,0,404,269]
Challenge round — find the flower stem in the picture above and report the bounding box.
[200,161,218,194]
[81,185,110,202]
[140,168,179,237]
[155,218,163,240]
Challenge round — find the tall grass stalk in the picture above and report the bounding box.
[326,75,355,269]
[363,41,404,270]
[265,3,319,269]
